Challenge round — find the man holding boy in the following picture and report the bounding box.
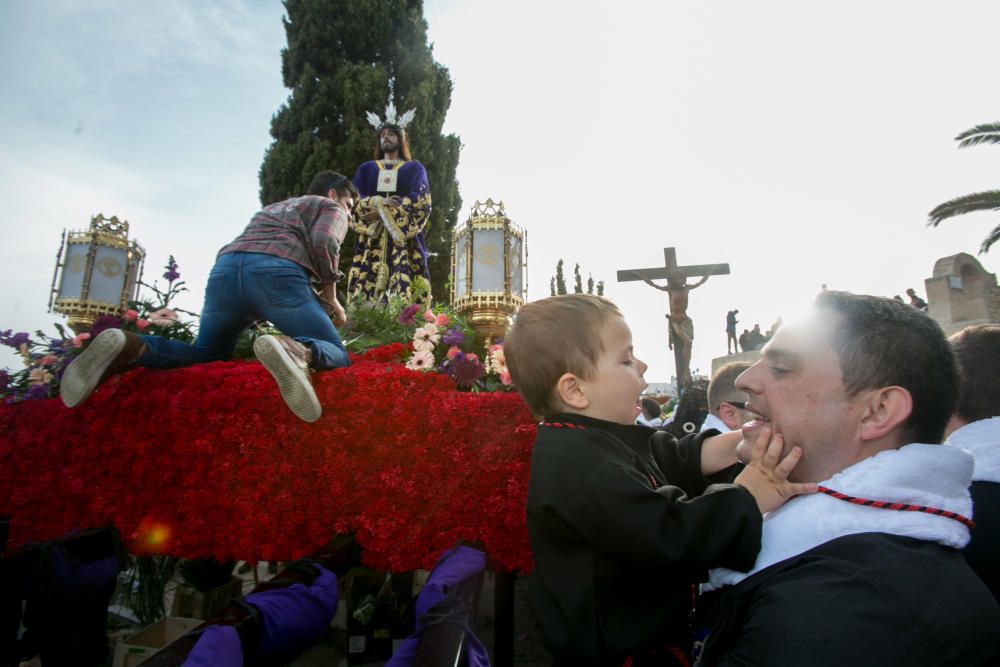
[698,292,1000,665]
[60,171,357,423]
[504,294,813,666]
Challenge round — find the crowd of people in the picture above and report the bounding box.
[506,292,1000,666]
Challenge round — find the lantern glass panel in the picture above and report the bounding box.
[471,228,504,292]
[455,233,469,297]
[58,242,89,299]
[509,235,523,296]
[89,245,129,304]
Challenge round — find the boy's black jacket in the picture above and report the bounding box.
[526,414,762,665]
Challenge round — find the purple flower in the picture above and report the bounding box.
[398,303,422,325]
[163,256,180,282]
[89,315,123,338]
[3,331,31,349]
[441,328,465,347]
[24,384,51,401]
[444,354,485,388]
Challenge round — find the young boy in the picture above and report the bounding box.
[504,294,812,666]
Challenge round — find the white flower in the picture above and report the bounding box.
[406,349,435,371]
[413,324,441,346]
[412,338,435,352]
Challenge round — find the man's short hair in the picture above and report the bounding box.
[815,291,958,444]
[949,324,1000,423]
[504,294,622,418]
[708,362,752,416]
[641,397,661,421]
[306,171,359,200]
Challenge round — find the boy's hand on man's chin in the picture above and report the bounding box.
[735,426,817,514]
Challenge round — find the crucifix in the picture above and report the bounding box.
[618,248,730,392]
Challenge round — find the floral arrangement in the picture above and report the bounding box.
[1,264,536,573]
[342,277,514,393]
[0,344,537,573]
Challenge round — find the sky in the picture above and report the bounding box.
[1,0,998,385]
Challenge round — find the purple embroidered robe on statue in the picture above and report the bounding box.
[348,160,432,300]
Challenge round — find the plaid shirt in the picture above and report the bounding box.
[218,195,349,285]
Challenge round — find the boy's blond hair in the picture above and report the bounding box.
[504,294,622,418]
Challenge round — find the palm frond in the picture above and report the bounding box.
[927,190,1000,226]
[955,122,1000,148]
[981,222,1000,254]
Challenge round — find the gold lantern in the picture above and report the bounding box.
[450,199,526,342]
[49,214,145,333]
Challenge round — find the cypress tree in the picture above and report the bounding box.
[573,264,583,294]
[555,259,567,295]
[597,280,605,296]
[587,274,594,295]
[550,277,556,297]
[259,0,461,303]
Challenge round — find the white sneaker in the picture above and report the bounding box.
[253,335,322,423]
[60,329,127,407]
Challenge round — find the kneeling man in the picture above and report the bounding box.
[697,291,1000,666]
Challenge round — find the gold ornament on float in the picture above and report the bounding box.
[450,199,526,342]
[49,214,145,333]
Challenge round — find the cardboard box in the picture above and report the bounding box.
[170,576,243,619]
[111,616,201,667]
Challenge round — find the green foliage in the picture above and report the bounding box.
[124,555,176,625]
[929,121,1000,253]
[259,0,462,302]
[550,259,605,298]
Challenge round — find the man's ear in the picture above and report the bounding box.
[859,386,912,442]
[718,403,741,431]
[555,372,589,411]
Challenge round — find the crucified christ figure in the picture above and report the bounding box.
[640,271,710,391]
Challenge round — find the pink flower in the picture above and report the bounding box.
[435,313,450,327]
[447,346,462,360]
[136,319,150,331]
[148,308,178,326]
[500,370,512,386]
[422,309,436,323]
[38,355,59,366]
[71,333,91,348]
[466,352,479,362]
[123,309,139,322]
[405,349,435,371]
[27,368,52,385]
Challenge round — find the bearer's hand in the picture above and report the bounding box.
[328,300,347,328]
[360,208,380,223]
[734,426,817,514]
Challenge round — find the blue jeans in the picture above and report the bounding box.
[139,252,350,370]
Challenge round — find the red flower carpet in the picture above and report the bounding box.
[0,344,536,572]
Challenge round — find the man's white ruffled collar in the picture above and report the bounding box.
[945,417,1000,483]
[705,443,974,591]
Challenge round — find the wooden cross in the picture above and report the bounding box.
[617,248,730,286]
[618,248,730,392]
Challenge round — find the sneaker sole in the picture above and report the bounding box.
[60,329,126,408]
[254,336,322,423]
